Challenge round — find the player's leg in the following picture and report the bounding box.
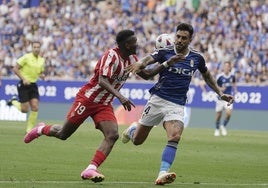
[155,120,183,185]
[24,97,88,143]
[7,96,23,111]
[25,84,40,133]
[183,106,191,127]
[224,108,232,126]
[131,122,153,145]
[122,95,161,144]
[214,100,223,136]
[121,121,139,143]
[155,98,184,185]
[24,119,80,143]
[9,80,30,112]
[26,98,39,133]
[81,103,117,182]
[81,120,118,182]
[220,104,233,136]
[10,91,30,113]
[19,102,30,113]
[122,121,153,145]
[215,111,222,136]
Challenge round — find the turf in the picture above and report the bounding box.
[0,120,267,188]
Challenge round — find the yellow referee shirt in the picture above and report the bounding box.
[17,53,45,83]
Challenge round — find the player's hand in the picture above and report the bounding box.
[22,79,30,85]
[220,94,234,106]
[166,53,185,66]
[125,62,144,74]
[119,96,135,111]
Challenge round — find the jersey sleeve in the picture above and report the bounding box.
[150,49,164,63]
[197,55,208,73]
[17,54,28,66]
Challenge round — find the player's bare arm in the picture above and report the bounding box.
[137,54,185,80]
[13,64,30,85]
[98,75,135,111]
[125,55,155,74]
[201,70,234,105]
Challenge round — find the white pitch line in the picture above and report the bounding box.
[0,181,267,186]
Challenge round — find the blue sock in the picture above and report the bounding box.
[160,141,178,172]
[223,119,229,127]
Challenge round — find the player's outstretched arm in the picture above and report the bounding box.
[125,55,155,74]
[99,75,135,111]
[136,54,184,80]
[201,70,223,96]
[201,70,234,105]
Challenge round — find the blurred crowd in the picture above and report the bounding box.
[0,0,267,85]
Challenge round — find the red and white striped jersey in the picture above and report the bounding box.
[77,47,138,105]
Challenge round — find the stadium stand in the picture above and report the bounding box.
[0,0,267,85]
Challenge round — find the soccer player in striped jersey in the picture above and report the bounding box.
[23,29,167,183]
[122,23,234,185]
[214,61,237,136]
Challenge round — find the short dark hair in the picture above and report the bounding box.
[116,30,135,45]
[31,40,41,45]
[176,23,194,38]
[224,61,231,65]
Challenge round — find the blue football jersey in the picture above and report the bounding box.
[216,72,236,95]
[150,47,208,105]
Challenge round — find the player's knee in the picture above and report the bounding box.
[21,106,29,113]
[31,106,39,111]
[106,131,119,143]
[175,134,182,142]
[21,109,28,113]
[112,132,119,142]
[169,132,182,142]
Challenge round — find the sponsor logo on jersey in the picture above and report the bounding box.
[111,74,129,81]
[168,67,195,76]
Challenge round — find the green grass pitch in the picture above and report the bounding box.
[0,120,267,188]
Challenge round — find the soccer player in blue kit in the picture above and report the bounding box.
[122,23,234,185]
[214,61,237,136]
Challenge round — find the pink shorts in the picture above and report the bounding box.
[66,96,117,127]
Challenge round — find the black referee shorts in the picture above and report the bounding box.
[17,81,40,103]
